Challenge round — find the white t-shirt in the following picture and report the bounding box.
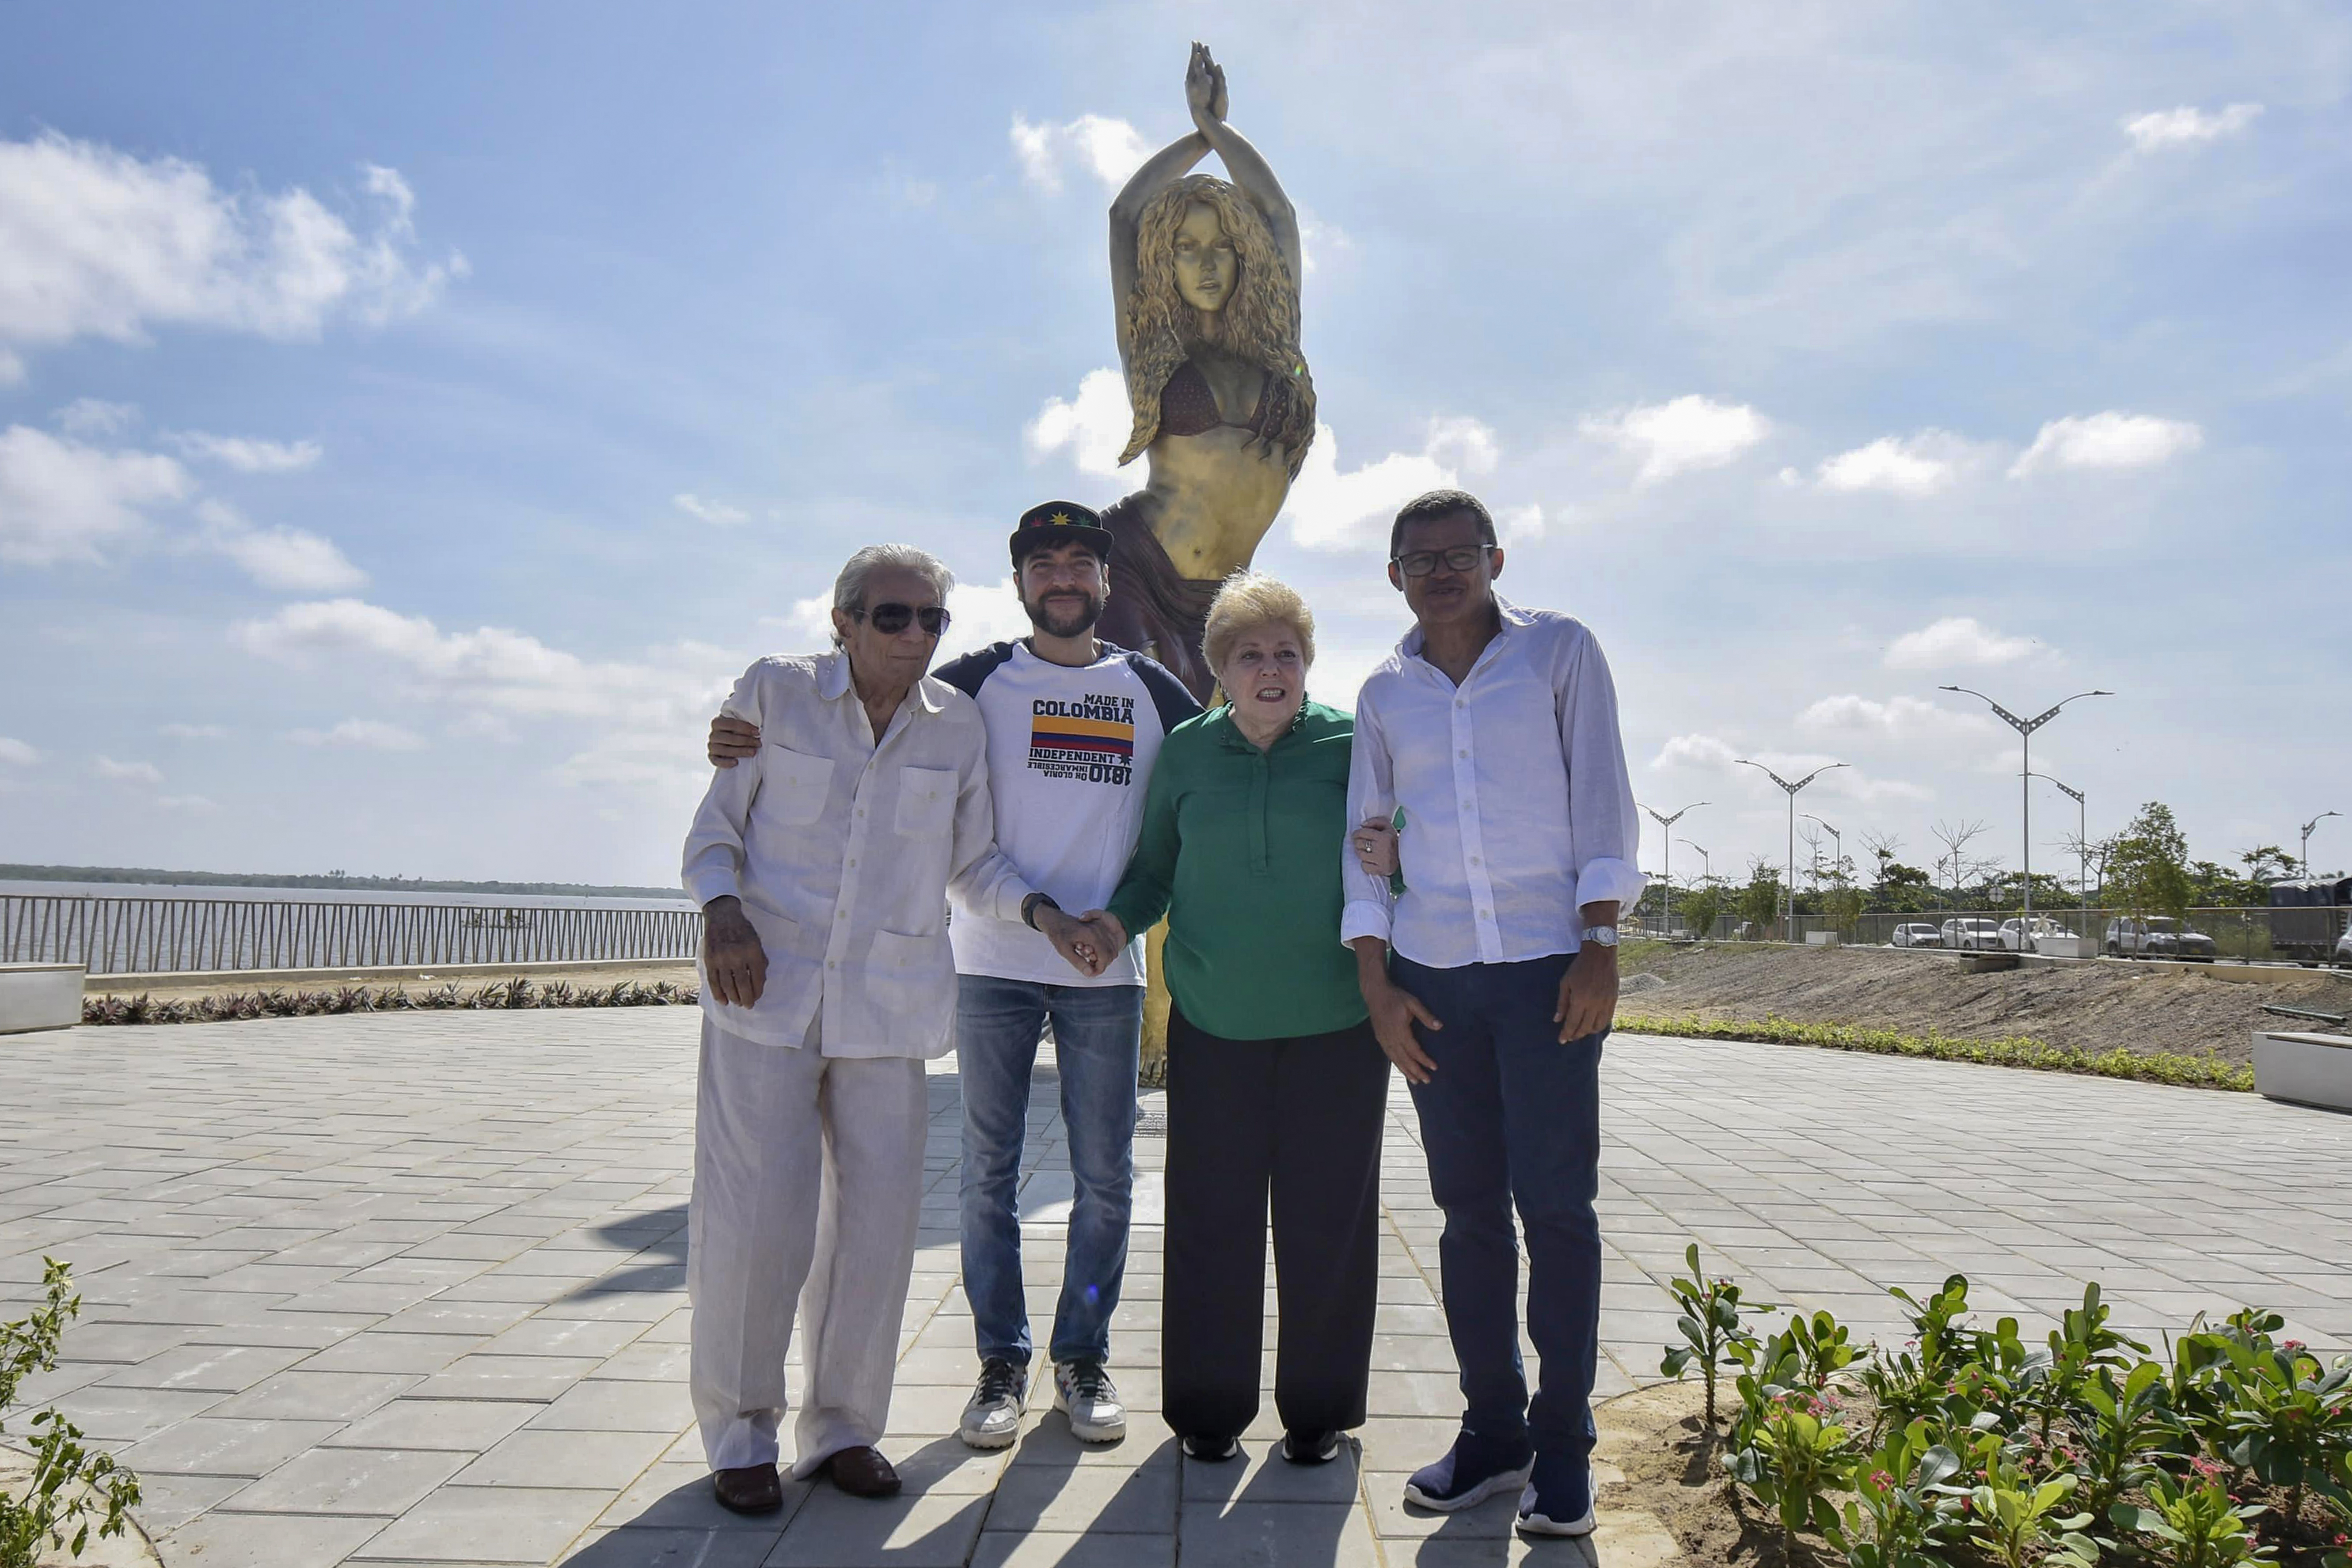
[934,638,1202,987]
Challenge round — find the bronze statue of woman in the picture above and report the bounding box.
[1094,43,1316,700]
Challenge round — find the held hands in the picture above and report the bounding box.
[707,714,761,769]
[1351,816,1399,879]
[1554,942,1618,1044]
[701,896,768,1008]
[1037,906,1130,978]
[1185,42,1228,129]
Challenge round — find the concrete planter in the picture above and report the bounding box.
[2036,936,2095,958]
[0,964,84,1035]
[2253,1030,2352,1113]
[1804,931,1841,946]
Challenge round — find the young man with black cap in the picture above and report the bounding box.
[707,501,1200,1450]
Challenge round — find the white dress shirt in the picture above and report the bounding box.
[682,650,1032,1057]
[1340,603,1646,968]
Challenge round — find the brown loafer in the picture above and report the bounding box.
[822,1444,902,1499]
[712,1463,783,1515]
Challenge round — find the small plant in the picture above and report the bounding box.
[2074,1358,2179,1520]
[2114,1472,2277,1567]
[1659,1243,1777,1431]
[1830,1418,1966,1568]
[1,1260,141,1568]
[1961,1442,2098,1568]
[1726,1389,1854,1553]
[2216,1337,2352,1530]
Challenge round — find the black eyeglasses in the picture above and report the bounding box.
[1392,545,1494,577]
[853,602,951,636]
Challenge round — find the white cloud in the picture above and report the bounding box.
[673,492,748,526]
[1283,416,1500,551]
[56,398,138,438]
[1024,368,1132,477]
[1582,395,1768,484]
[2123,103,2263,153]
[0,133,461,369]
[1651,732,1741,771]
[160,723,228,740]
[1797,694,1993,740]
[2008,412,2203,477]
[157,794,217,813]
[0,737,38,766]
[0,424,191,565]
[290,717,426,751]
[170,431,322,473]
[1496,503,1546,543]
[197,499,366,592]
[1815,431,1971,496]
[233,598,722,732]
[94,756,163,785]
[1009,114,1149,194]
[1884,615,2040,668]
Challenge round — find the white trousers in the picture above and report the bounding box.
[688,1015,927,1475]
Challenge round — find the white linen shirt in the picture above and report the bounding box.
[682,651,1031,1057]
[1340,603,1647,968]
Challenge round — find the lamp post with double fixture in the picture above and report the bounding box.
[1641,801,1708,938]
[1736,760,1848,941]
[1938,686,2113,920]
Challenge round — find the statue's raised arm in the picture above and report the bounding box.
[1092,43,1318,699]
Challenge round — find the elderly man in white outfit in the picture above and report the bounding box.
[681,543,1034,1515]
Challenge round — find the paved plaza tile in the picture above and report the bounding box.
[2,1009,2348,1565]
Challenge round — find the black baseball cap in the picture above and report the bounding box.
[1009,500,1115,568]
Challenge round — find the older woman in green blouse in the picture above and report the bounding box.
[1064,573,1388,1467]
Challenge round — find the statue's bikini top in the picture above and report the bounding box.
[1158,360,1280,442]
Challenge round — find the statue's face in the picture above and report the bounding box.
[1171,202,1236,314]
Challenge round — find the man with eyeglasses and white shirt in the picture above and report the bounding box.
[1339,490,1645,1541]
[683,543,1034,1515]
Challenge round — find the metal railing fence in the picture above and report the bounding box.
[1629,904,2350,965]
[1,895,703,976]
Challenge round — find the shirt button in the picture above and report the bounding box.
[847,858,858,867]
[1470,855,1481,865]
[1458,749,1468,758]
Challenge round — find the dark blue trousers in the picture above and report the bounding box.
[1393,952,1604,1464]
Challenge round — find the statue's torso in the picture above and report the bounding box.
[1142,357,1294,579]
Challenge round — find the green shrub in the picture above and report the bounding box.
[84,977,701,1025]
[1,1260,141,1567]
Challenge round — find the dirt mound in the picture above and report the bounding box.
[1618,942,2350,1063]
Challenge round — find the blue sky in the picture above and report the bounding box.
[3,1,2347,891]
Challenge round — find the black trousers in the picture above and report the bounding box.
[1161,1006,1391,1440]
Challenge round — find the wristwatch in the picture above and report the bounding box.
[1021,892,1061,931]
[1584,925,1620,947]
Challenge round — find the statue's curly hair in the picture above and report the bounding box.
[1118,175,1316,477]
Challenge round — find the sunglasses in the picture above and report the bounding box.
[853,602,951,636]
[1392,545,1494,577]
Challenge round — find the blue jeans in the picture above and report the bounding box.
[1393,952,1605,1463]
[957,973,1143,1367]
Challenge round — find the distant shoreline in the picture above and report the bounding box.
[1,864,692,901]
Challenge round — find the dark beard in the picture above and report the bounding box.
[1025,589,1101,640]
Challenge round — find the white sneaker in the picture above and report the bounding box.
[958,1358,1026,1450]
[1053,1358,1127,1443]
[1516,1482,1597,1537]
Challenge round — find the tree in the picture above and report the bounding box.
[1679,882,1725,941]
[2108,801,2193,920]
[1930,819,1990,910]
[1739,858,1783,938]
[2240,844,2297,886]
[1861,831,1904,893]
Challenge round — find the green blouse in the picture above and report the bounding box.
[1105,699,1368,1041]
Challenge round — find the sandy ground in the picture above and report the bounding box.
[1617,941,2352,1063]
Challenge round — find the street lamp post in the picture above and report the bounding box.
[1938,686,2113,920]
[1802,814,1843,885]
[1679,839,1711,884]
[2302,811,2342,878]
[2028,772,2089,926]
[1641,801,1708,938]
[1736,760,1848,940]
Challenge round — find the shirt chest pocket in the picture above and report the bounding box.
[759,745,836,826]
[893,766,955,838]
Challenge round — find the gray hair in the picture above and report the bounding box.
[831,545,955,644]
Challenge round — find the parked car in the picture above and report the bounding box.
[1940,918,2006,951]
[1999,917,2079,953]
[2337,926,2352,968]
[2103,916,2219,962]
[1890,923,1943,949]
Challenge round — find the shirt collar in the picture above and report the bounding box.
[820,648,943,714]
[1213,699,1311,750]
